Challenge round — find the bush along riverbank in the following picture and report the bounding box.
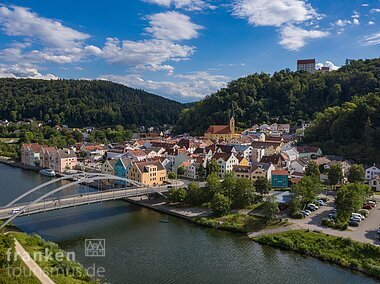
[253,230,380,279]
[193,214,289,233]
[12,232,96,284]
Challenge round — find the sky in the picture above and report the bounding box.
[0,1,379,103]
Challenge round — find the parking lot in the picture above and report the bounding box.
[291,195,380,245]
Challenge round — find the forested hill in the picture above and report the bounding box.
[0,79,184,128]
[175,58,380,135]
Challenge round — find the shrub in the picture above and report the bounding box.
[291,212,304,219]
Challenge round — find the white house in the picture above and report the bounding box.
[212,153,239,178]
[368,176,380,192]
[289,158,308,173]
[366,165,380,180]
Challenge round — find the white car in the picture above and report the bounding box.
[317,200,324,206]
[301,210,311,216]
[366,201,376,207]
[307,204,319,210]
[350,216,362,223]
[352,213,365,220]
[11,208,20,214]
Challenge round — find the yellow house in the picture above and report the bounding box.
[238,157,250,166]
[128,160,167,186]
[204,112,236,141]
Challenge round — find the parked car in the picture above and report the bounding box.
[317,200,324,206]
[348,220,360,227]
[366,201,376,207]
[328,213,336,220]
[360,209,370,215]
[301,210,311,216]
[306,205,317,211]
[350,216,362,223]
[307,204,319,210]
[351,213,365,220]
[363,204,374,210]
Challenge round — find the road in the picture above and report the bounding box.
[14,238,55,284]
[291,196,380,245]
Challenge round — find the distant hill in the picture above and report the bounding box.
[0,78,184,128]
[175,58,380,135]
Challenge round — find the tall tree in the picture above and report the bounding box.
[328,163,343,188]
[254,177,271,196]
[348,164,365,183]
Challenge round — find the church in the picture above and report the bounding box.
[204,109,236,141]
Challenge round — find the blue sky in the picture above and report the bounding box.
[0,0,379,102]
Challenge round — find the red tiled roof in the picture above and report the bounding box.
[205,125,231,135]
[297,59,315,64]
[272,170,289,176]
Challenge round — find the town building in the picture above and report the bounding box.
[271,170,289,188]
[128,160,167,186]
[204,110,236,141]
[366,164,380,181]
[297,59,316,73]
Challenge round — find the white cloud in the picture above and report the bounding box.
[143,0,214,11]
[99,71,229,101]
[0,63,58,80]
[0,5,89,48]
[232,0,319,27]
[353,18,360,25]
[335,19,352,27]
[369,21,375,25]
[361,4,369,7]
[100,37,194,66]
[279,25,329,50]
[135,64,175,75]
[316,61,340,71]
[370,8,380,13]
[351,11,360,18]
[146,11,203,41]
[362,32,380,45]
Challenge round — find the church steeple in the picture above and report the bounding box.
[229,103,235,135]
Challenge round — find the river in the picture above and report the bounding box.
[0,163,376,284]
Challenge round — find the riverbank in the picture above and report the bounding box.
[0,158,41,172]
[254,230,380,280]
[1,220,94,284]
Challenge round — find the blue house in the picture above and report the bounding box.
[114,157,132,185]
[271,170,289,188]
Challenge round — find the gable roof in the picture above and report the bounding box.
[205,125,231,135]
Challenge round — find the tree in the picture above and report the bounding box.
[231,178,256,208]
[263,196,280,221]
[328,163,343,188]
[168,172,176,179]
[221,173,237,197]
[186,182,205,206]
[305,161,320,179]
[211,193,231,216]
[206,159,219,176]
[196,165,206,180]
[177,166,185,176]
[335,183,370,223]
[167,188,187,204]
[289,194,302,215]
[254,177,271,196]
[348,164,365,183]
[292,176,322,204]
[204,174,221,201]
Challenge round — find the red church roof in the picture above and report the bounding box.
[205,125,231,135]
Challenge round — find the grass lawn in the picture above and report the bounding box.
[194,214,289,233]
[254,230,380,279]
[13,232,95,284]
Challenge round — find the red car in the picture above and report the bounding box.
[363,204,374,210]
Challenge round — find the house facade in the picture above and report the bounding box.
[271,170,289,188]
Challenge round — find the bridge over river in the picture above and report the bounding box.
[0,173,172,229]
